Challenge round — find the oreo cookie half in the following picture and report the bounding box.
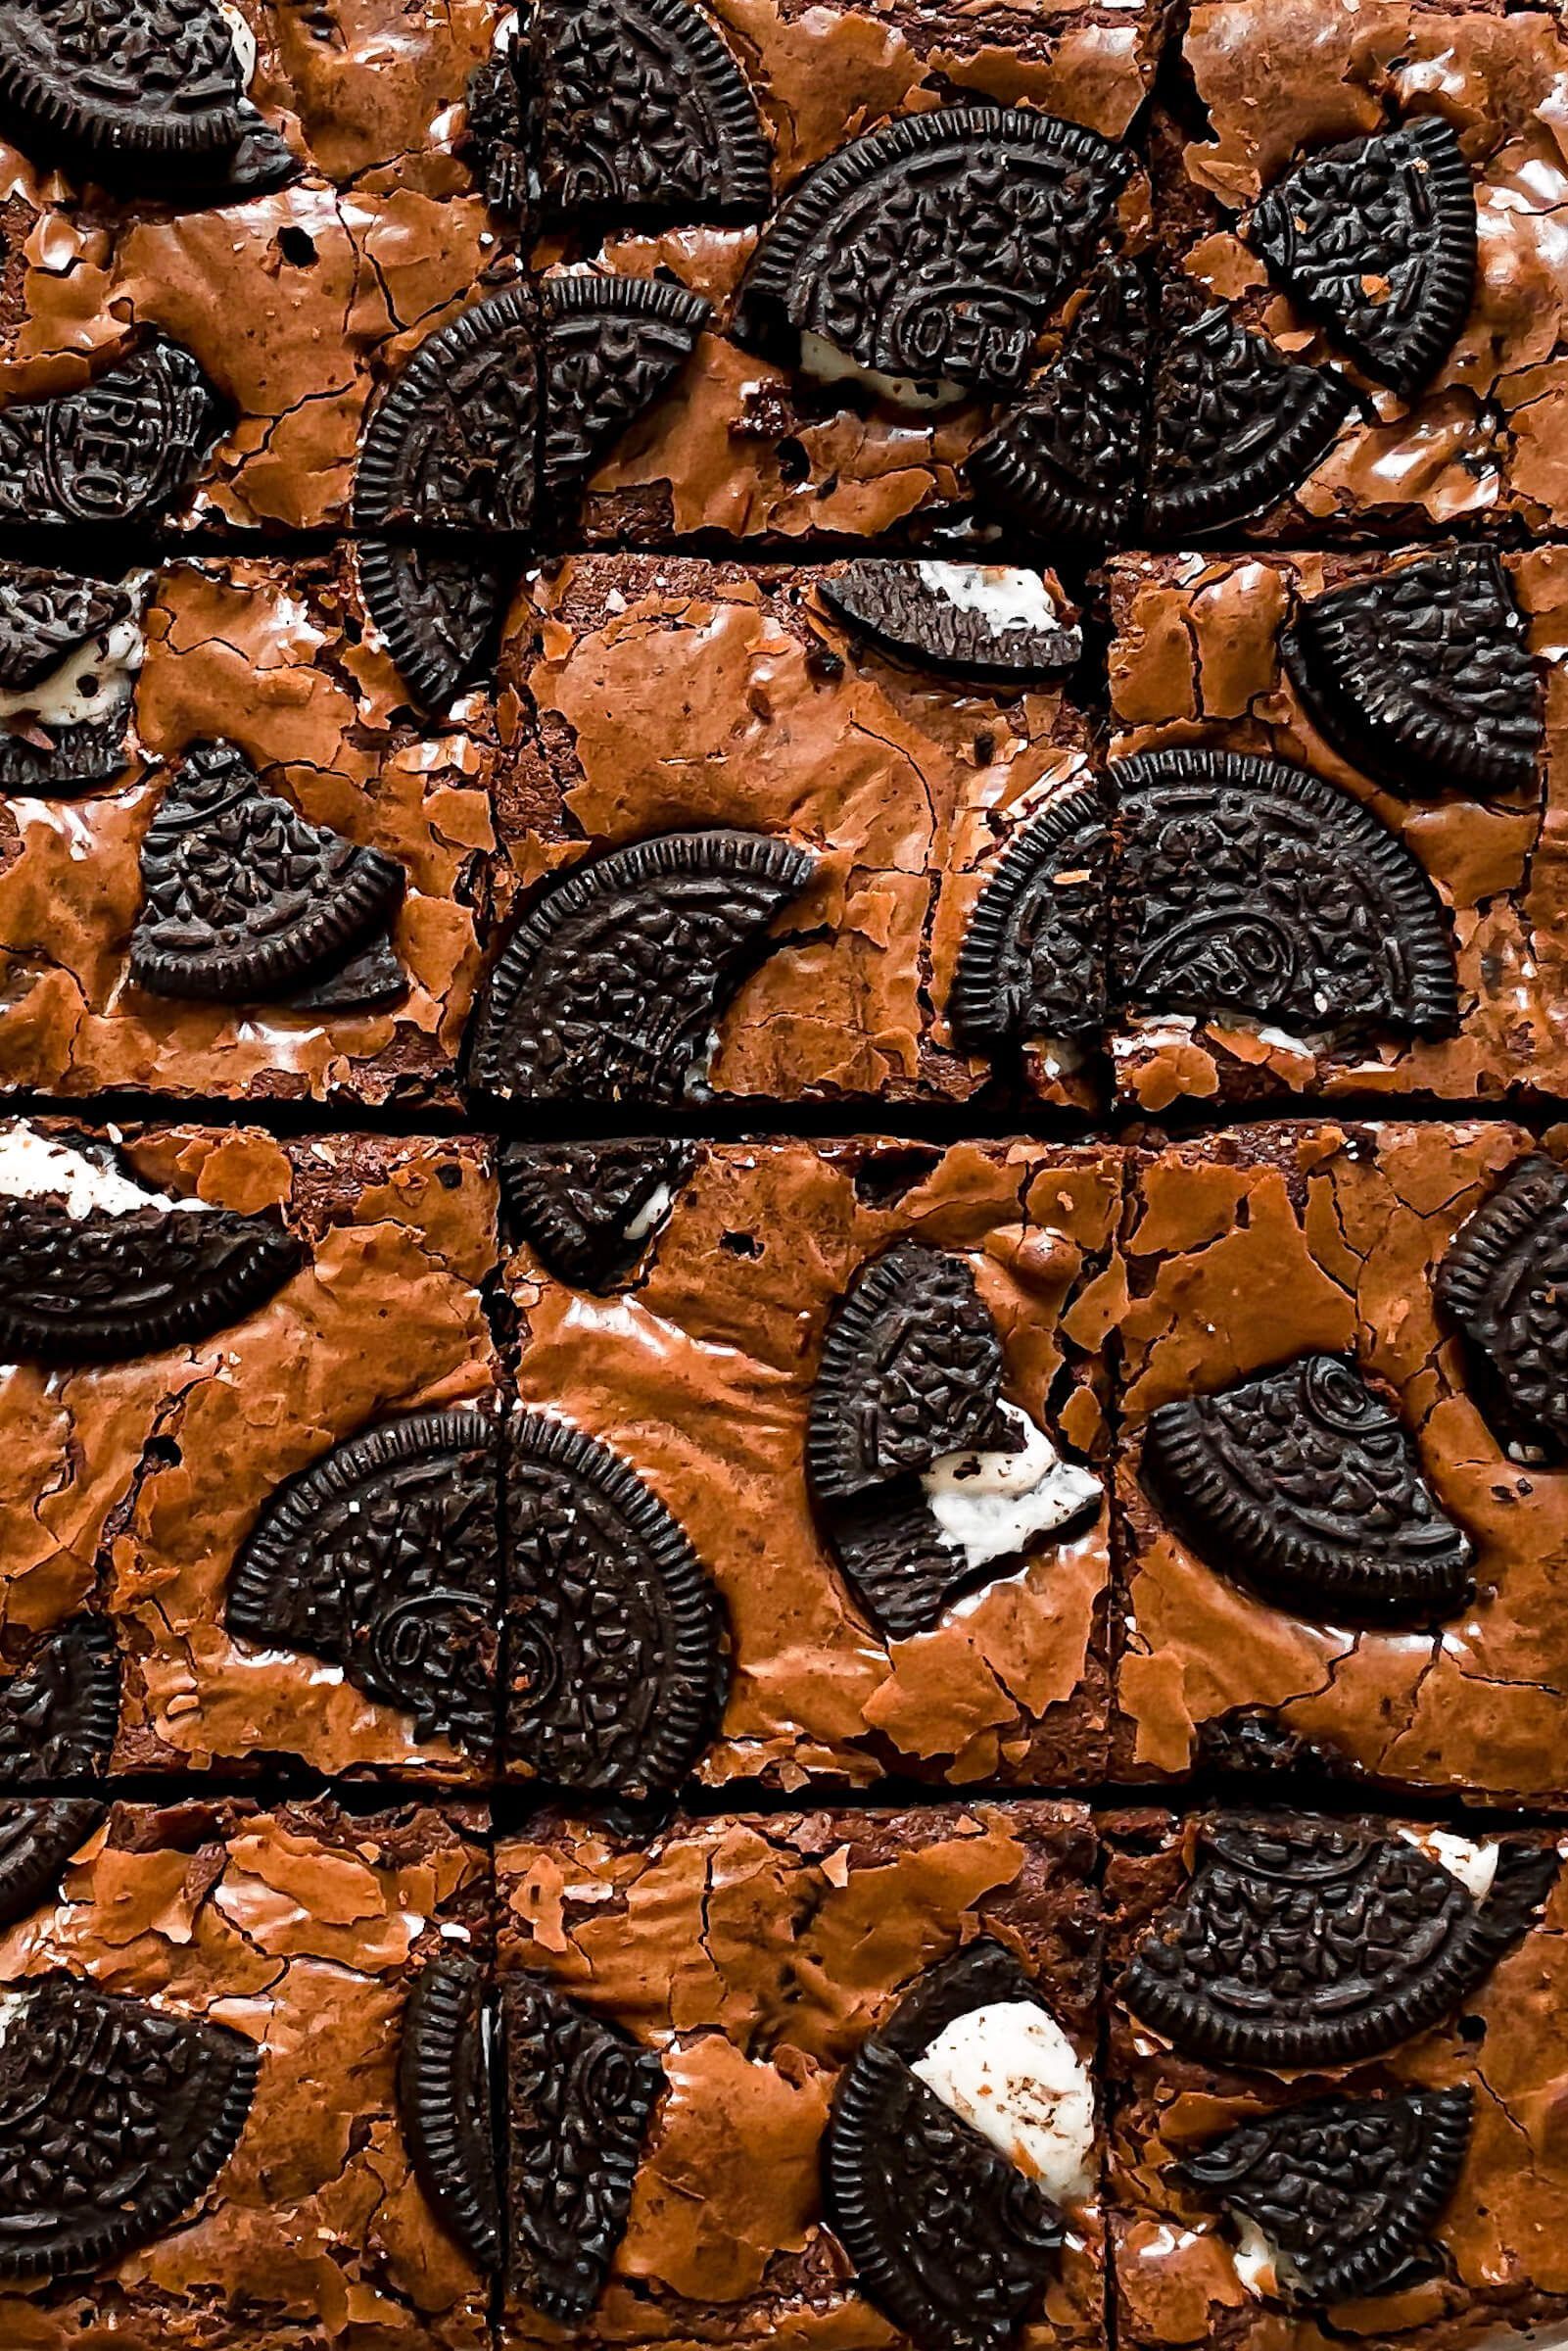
[1175,2087,1473,2306]
[0,1799,104,1927]
[467,828,814,1105]
[1250,118,1477,398]
[821,562,1081,683]
[0,341,227,528]
[505,1412,728,1802]
[1437,1154,1568,1463]
[356,541,509,715]
[499,1138,694,1288]
[1142,1352,1474,1624]
[1112,746,1458,1041]
[541,273,712,520]
[0,560,142,794]
[502,1971,663,2318]
[949,783,1110,1062]
[0,1621,119,1784]
[1284,550,1543,799]
[399,1951,502,2275]
[1122,1813,1558,2067]
[0,1971,258,2280]
[130,741,407,1009]
[739,108,1132,402]
[226,1411,503,1760]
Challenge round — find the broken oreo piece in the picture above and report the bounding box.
[1250,118,1477,399]
[0,564,134,696]
[0,560,141,794]
[355,286,541,536]
[0,341,227,528]
[227,1411,501,1760]
[950,784,1110,1062]
[542,273,712,519]
[0,1971,258,2281]
[1143,1351,1474,1624]
[533,0,771,222]
[0,1621,119,1784]
[0,0,244,167]
[0,1799,104,1927]
[1113,746,1458,1040]
[1122,1814,1558,2068]
[821,562,1081,683]
[399,1951,502,2276]
[468,828,814,1105]
[506,1412,728,1802]
[739,108,1131,401]
[500,1138,694,1288]
[1175,2087,1473,2306]
[502,1971,663,2318]
[357,540,509,715]
[1284,550,1543,799]
[1437,1154,1568,1463]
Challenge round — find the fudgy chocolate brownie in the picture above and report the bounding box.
[1105,1806,1568,2351]
[499,1134,1121,1793]
[492,1800,1104,2351]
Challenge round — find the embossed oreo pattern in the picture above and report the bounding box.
[821,562,1081,681]
[0,1622,119,1784]
[399,1952,502,2275]
[0,342,227,527]
[950,785,1110,1058]
[0,1799,104,1928]
[500,1138,694,1289]
[1438,1155,1568,1463]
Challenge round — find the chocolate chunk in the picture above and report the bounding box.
[1112,746,1458,1039]
[399,1952,502,2276]
[468,828,814,1105]
[0,1799,104,1927]
[0,1971,258,2280]
[1250,119,1477,398]
[130,741,407,1007]
[739,108,1132,399]
[1145,275,1357,542]
[966,259,1153,545]
[505,1412,728,1802]
[0,564,133,696]
[533,0,771,222]
[0,0,244,168]
[950,784,1110,1060]
[1123,1814,1557,2067]
[356,540,509,714]
[878,1939,1046,2061]
[0,560,139,794]
[0,1175,303,1366]
[1175,2087,1473,2305]
[500,1138,695,1288]
[826,2039,1065,2351]
[501,1971,662,2318]
[0,340,227,527]
[355,285,541,535]
[226,1411,501,1760]
[821,562,1081,683]
[0,1622,119,1783]
[1437,1154,1568,1463]
[1143,1352,1474,1624]
[542,274,712,519]
[1284,550,1543,799]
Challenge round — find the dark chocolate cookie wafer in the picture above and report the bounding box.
[499,1138,694,1288]
[0,1799,104,1927]
[950,783,1110,1062]
[0,1622,119,1785]
[1437,1154,1568,1463]
[0,341,227,527]
[0,560,141,794]
[541,273,712,520]
[399,1950,502,2276]
[356,540,510,716]
[821,562,1081,682]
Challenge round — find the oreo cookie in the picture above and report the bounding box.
[499,1138,694,1288]
[502,1971,663,2318]
[1142,1351,1474,1624]
[0,561,142,795]
[356,540,509,715]
[399,1951,502,2276]
[355,285,541,536]
[467,828,814,1105]
[1122,1814,1557,2068]
[532,0,771,223]
[949,784,1110,1063]
[0,1621,119,1784]
[1436,1154,1568,1463]
[226,1411,502,1760]
[1112,746,1458,1040]
[1250,118,1476,398]
[130,741,407,1010]
[0,1799,104,1927]
[820,562,1081,683]
[739,108,1132,401]
[541,273,712,521]
[1284,550,1543,799]
[0,341,227,528]
[505,1411,728,1802]
[0,1971,258,2280]
[1175,2087,1473,2306]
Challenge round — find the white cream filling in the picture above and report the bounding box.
[217,2,259,87]
[921,1400,1100,1573]
[0,1988,24,2051]
[624,1179,675,1244]
[0,586,147,732]
[1232,2216,1302,2300]
[1397,1826,1498,1903]
[796,331,963,411]
[914,562,1067,637]
[0,1124,205,1219]
[912,1999,1096,2206]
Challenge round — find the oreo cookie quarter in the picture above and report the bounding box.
[399,1951,502,2276]
[356,541,509,716]
[541,273,712,521]
[0,342,227,528]
[499,1138,694,1289]
[949,783,1110,1063]
[1437,1154,1568,1463]
[0,1799,105,1927]
[355,286,540,537]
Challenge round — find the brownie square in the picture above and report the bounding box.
[499,1134,1122,1795]
[1105,1806,1568,2351]
[0,549,497,1106]
[494,1799,1105,2351]
[481,552,1100,1113]
[1113,1118,1568,1804]
[0,1118,503,1784]
[1102,545,1566,1109]
[0,1794,492,2350]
